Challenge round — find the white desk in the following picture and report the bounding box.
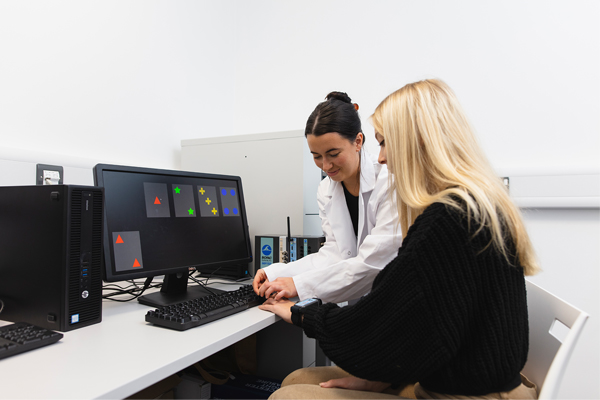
[0,286,279,399]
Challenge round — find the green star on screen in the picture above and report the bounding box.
[188,208,194,215]
[174,187,181,194]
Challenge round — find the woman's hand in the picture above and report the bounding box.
[320,376,391,393]
[258,277,298,300]
[258,298,295,323]
[252,269,269,295]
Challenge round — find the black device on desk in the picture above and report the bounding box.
[0,185,103,332]
[254,235,325,271]
[94,164,253,308]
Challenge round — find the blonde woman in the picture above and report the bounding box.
[259,79,540,399]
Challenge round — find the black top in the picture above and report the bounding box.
[302,201,528,396]
[342,182,359,237]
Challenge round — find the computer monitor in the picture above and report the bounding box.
[93,164,253,307]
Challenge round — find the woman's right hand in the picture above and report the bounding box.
[252,268,269,295]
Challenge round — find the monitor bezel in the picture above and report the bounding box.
[93,163,253,283]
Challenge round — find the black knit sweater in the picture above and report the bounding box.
[302,201,529,396]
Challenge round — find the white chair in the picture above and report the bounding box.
[522,279,589,399]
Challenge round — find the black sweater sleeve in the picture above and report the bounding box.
[301,202,528,395]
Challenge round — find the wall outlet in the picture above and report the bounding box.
[36,164,63,185]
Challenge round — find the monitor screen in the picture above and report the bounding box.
[93,164,253,307]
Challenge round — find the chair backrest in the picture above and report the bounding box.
[522,280,589,399]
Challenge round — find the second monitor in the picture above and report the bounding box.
[94,164,253,307]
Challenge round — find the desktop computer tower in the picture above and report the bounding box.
[0,185,103,332]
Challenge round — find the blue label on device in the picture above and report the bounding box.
[260,238,274,268]
[290,238,297,262]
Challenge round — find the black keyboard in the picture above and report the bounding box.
[145,285,265,331]
[0,322,63,360]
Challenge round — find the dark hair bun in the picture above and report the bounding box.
[325,91,352,104]
[305,90,363,142]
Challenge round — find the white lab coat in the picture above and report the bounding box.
[263,150,402,303]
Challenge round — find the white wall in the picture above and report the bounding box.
[2,0,597,173]
[230,0,599,175]
[522,208,599,400]
[0,0,236,170]
[0,1,598,398]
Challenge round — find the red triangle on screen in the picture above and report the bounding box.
[133,258,141,268]
[154,197,161,205]
[115,235,124,244]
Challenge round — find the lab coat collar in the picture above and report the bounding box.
[325,149,377,198]
[359,149,377,194]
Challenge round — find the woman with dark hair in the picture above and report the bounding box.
[253,92,401,304]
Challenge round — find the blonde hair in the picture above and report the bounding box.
[371,79,539,276]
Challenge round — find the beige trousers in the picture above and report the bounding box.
[269,366,538,400]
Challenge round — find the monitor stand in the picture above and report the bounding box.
[137,272,225,308]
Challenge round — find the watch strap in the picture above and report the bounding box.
[291,308,303,327]
[290,299,322,328]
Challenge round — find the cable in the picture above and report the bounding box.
[101,267,253,303]
[187,270,221,296]
[202,264,226,283]
[196,263,254,283]
[0,298,4,315]
[102,277,159,302]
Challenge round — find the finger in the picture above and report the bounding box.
[274,290,287,301]
[264,285,276,299]
[320,377,353,389]
[267,283,283,299]
[258,298,277,311]
[259,281,270,297]
[319,379,337,388]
